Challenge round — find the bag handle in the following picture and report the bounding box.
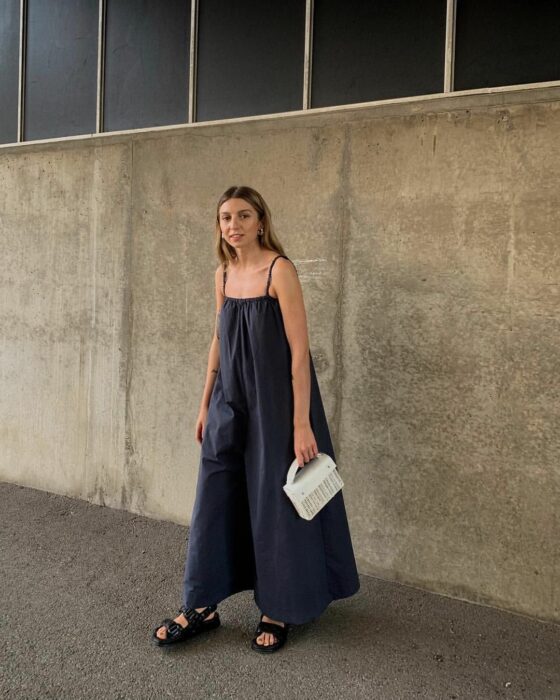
[286,452,326,486]
[286,459,302,486]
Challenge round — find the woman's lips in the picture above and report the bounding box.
[230,235,242,241]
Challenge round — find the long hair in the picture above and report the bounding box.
[215,185,287,267]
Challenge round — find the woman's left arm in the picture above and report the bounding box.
[272,259,319,467]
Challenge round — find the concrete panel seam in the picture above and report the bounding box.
[332,126,351,459]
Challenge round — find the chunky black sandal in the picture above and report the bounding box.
[251,614,290,654]
[152,604,220,647]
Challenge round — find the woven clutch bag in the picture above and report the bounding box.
[283,452,344,520]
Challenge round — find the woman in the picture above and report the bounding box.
[153,185,360,653]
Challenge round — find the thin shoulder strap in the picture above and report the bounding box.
[265,254,289,296]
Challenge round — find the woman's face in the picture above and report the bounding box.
[218,198,261,249]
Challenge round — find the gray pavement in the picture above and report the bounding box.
[1,482,559,700]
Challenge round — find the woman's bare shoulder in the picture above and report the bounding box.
[272,255,297,275]
[215,262,224,277]
[269,256,300,300]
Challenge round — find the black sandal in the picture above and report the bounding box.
[152,604,220,647]
[251,614,290,653]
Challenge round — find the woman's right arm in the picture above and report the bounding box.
[197,264,225,413]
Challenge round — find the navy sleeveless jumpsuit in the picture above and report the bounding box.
[182,255,360,625]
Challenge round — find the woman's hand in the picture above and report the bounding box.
[294,422,319,467]
[195,407,208,444]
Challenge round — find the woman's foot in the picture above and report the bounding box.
[155,607,217,641]
[254,614,285,647]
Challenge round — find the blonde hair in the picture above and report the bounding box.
[215,185,287,267]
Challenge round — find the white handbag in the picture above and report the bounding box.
[283,452,344,520]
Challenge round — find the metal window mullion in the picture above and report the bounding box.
[17,0,27,142]
[188,0,198,122]
[303,0,314,109]
[444,0,456,92]
[96,0,106,133]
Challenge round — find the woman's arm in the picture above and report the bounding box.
[272,258,319,466]
[198,265,224,413]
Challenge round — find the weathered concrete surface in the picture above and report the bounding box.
[0,142,131,504]
[2,483,560,699]
[1,87,559,623]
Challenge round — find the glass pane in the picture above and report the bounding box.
[312,0,446,108]
[104,0,190,132]
[196,0,305,122]
[25,0,98,141]
[0,0,20,144]
[455,0,560,90]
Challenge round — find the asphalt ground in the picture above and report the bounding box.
[1,482,559,699]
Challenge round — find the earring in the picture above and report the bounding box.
[257,228,263,236]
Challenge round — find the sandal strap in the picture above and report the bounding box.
[179,604,217,628]
[256,620,287,638]
[166,619,186,638]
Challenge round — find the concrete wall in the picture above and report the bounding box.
[1,87,559,623]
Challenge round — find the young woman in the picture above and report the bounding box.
[153,185,360,653]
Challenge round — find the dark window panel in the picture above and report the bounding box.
[311,0,446,108]
[0,0,20,144]
[24,0,98,141]
[455,0,560,90]
[104,0,190,132]
[196,0,305,122]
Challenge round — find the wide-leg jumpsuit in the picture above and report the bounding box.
[182,255,360,625]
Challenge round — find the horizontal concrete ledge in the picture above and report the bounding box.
[2,80,560,155]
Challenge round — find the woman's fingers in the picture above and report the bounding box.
[296,445,319,467]
[294,427,319,466]
[307,443,318,461]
